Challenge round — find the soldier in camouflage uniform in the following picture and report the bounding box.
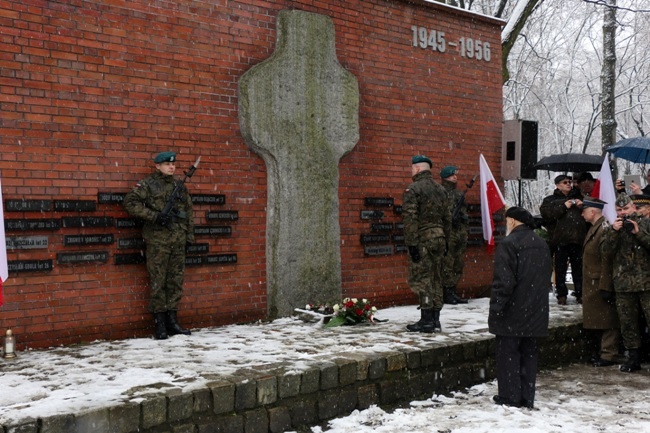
[124,151,195,340]
[403,155,452,333]
[603,194,650,372]
[440,165,469,304]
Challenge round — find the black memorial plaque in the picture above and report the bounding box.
[395,223,404,232]
[114,253,146,265]
[8,259,53,273]
[62,216,113,228]
[185,256,204,266]
[364,197,394,207]
[364,245,394,256]
[6,236,49,250]
[64,234,114,246]
[57,251,109,264]
[194,226,232,236]
[360,234,391,244]
[392,234,405,243]
[4,200,52,212]
[360,210,384,220]
[192,194,226,205]
[394,244,408,253]
[115,218,143,229]
[393,205,403,215]
[206,210,239,221]
[205,254,237,265]
[54,200,97,212]
[98,192,126,204]
[186,243,209,254]
[371,223,393,232]
[5,219,61,232]
[117,238,145,250]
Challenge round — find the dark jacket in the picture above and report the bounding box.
[539,188,587,247]
[602,215,650,293]
[488,224,552,337]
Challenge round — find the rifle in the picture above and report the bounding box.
[158,156,201,227]
[451,174,477,228]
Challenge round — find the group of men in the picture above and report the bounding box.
[540,172,650,373]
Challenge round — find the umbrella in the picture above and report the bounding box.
[605,136,650,164]
[533,153,604,172]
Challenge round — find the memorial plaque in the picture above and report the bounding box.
[371,223,393,232]
[57,251,109,264]
[185,256,204,266]
[360,234,391,244]
[393,205,403,215]
[186,243,209,254]
[194,226,232,236]
[62,216,113,228]
[8,259,53,273]
[192,194,226,205]
[206,210,239,221]
[98,192,126,204]
[364,197,394,207]
[5,219,61,232]
[360,210,384,220]
[6,236,49,250]
[395,223,404,232]
[394,244,407,253]
[468,226,484,235]
[4,200,52,212]
[117,238,146,250]
[205,254,237,264]
[115,218,143,229]
[64,234,114,246]
[364,245,394,256]
[54,200,97,212]
[392,234,405,243]
[114,253,146,265]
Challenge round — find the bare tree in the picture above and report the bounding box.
[601,0,617,150]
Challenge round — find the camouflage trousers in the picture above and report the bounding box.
[145,229,187,313]
[408,237,446,309]
[615,291,650,350]
[441,227,468,287]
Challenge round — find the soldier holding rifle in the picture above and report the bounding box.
[124,151,197,340]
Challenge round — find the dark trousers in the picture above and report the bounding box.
[554,243,583,298]
[495,336,539,405]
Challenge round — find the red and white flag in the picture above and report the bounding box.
[591,155,617,224]
[0,178,7,307]
[479,154,506,252]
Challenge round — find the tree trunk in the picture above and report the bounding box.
[601,0,617,151]
[501,0,545,83]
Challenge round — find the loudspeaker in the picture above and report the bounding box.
[501,119,538,180]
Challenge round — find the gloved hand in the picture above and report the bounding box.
[155,212,171,227]
[599,290,616,305]
[408,246,421,263]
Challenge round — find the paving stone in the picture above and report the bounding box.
[141,396,167,429]
[39,414,74,433]
[357,384,379,410]
[289,396,318,427]
[319,362,339,390]
[268,406,292,433]
[256,375,277,405]
[317,389,341,420]
[6,421,37,433]
[74,409,109,433]
[385,351,407,372]
[108,403,140,433]
[243,408,268,433]
[333,358,357,386]
[235,379,257,411]
[210,381,235,415]
[193,388,212,413]
[367,356,386,380]
[278,372,301,398]
[300,367,320,394]
[168,391,194,422]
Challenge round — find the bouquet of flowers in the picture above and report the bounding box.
[324,298,377,328]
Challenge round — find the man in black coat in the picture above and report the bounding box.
[489,207,552,409]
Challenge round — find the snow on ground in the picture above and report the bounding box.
[2,294,647,433]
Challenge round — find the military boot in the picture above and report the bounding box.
[443,287,458,305]
[154,312,168,340]
[165,310,192,336]
[451,286,468,304]
[620,349,641,373]
[406,309,435,333]
[433,309,442,333]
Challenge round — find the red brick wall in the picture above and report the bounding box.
[0,0,504,349]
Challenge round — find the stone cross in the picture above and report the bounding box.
[239,9,359,318]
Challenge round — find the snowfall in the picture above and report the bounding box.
[1,295,650,433]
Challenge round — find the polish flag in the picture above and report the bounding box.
[591,155,617,224]
[479,154,506,252]
[0,178,7,307]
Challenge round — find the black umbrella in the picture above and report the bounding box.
[605,136,650,164]
[534,153,604,172]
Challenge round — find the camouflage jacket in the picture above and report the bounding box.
[123,170,195,244]
[441,179,468,229]
[403,170,451,246]
[602,215,650,293]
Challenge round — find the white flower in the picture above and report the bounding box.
[362,298,368,303]
[371,306,377,312]
[351,298,358,303]
[305,304,311,310]
[343,297,350,303]
[333,304,340,311]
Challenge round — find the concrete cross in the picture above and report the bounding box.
[239,9,359,318]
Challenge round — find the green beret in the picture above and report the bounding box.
[440,166,457,179]
[582,198,606,209]
[412,155,432,167]
[154,151,176,164]
[615,193,632,207]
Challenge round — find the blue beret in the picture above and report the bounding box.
[440,166,457,178]
[154,151,176,163]
[412,155,432,167]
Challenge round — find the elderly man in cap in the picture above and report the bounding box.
[540,174,587,304]
[403,155,452,333]
[439,165,469,304]
[124,151,195,340]
[580,198,620,367]
[575,172,596,197]
[603,194,650,372]
[489,207,551,409]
